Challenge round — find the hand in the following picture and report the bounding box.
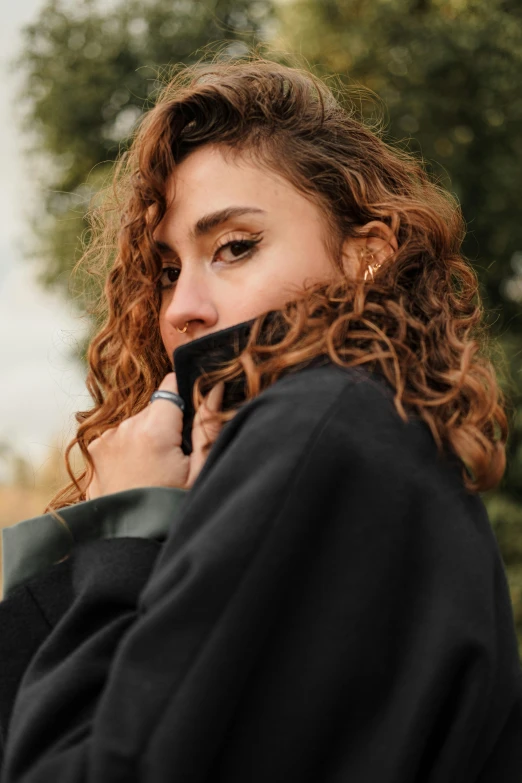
[85,373,227,500]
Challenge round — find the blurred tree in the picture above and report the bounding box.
[16,0,274,311]
[275,0,522,653]
[276,0,522,323]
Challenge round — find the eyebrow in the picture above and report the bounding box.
[153,206,267,254]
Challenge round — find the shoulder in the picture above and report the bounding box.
[213,360,495,553]
[228,360,442,474]
[205,360,472,525]
[243,359,412,437]
[255,363,506,602]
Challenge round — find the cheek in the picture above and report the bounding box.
[159,318,168,347]
[252,242,332,301]
[158,306,176,355]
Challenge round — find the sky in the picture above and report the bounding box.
[0,0,90,480]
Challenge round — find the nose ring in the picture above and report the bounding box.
[175,322,189,333]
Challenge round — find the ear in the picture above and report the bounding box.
[340,220,398,278]
[362,220,399,260]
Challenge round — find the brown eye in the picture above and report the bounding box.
[159,267,179,289]
[230,241,250,256]
[214,237,262,264]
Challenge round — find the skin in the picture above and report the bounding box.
[156,144,397,355]
[86,143,398,498]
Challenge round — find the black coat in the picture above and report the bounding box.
[1,315,521,783]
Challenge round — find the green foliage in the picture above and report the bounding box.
[276,0,522,654]
[16,0,273,312]
[276,0,522,327]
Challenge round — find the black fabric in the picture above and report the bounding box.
[0,539,163,769]
[2,485,188,597]
[0,560,73,759]
[174,310,294,455]
[1,346,521,782]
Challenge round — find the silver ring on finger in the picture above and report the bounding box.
[149,390,185,413]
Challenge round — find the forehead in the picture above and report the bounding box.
[164,144,293,206]
[151,142,330,248]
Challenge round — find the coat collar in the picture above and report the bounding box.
[173,310,284,455]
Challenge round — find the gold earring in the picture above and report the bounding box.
[175,322,189,333]
[361,249,382,282]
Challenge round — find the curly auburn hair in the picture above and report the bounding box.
[47,51,508,511]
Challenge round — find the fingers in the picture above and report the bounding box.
[187,381,225,486]
[157,372,180,394]
[83,372,193,497]
[146,372,184,428]
[193,381,225,447]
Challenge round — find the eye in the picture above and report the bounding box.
[214,236,261,264]
[159,266,180,290]
[158,233,262,291]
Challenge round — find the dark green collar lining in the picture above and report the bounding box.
[1,486,189,599]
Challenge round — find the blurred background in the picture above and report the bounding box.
[0,0,521,654]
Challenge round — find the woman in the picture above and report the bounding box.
[1,54,521,782]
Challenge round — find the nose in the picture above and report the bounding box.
[161,264,218,334]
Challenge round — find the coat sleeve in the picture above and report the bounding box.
[0,561,72,765]
[2,486,190,598]
[1,370,521,783]
[0,487,189,765]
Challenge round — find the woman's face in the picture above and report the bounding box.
[153,143,393,359]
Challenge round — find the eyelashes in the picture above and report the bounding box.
[158,234,262,290]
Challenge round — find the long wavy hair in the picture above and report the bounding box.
[47,51,508,511]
